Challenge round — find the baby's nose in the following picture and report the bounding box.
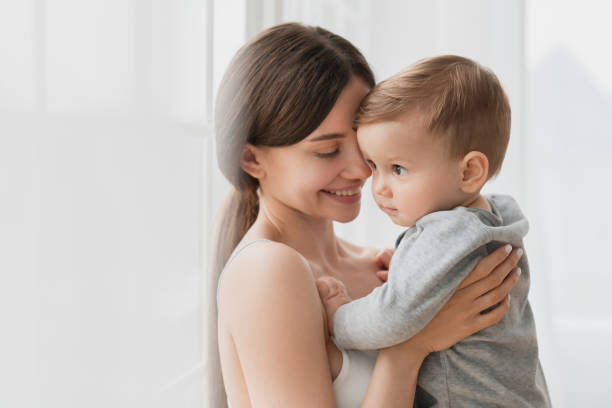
[373,176,392,197]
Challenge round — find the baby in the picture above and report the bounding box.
[320,56,551,407]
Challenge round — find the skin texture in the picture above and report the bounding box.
[317,110,504,335]
[216,76,521,407]
[357,111,492,227]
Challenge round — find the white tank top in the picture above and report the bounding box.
[331,340,378,407]
[220,239,377,408]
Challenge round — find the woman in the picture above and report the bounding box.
[209,23,522,407]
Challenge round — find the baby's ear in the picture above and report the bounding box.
[240,143,265,179]
[459,151,489,194]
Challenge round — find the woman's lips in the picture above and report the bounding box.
[321,187,362,204]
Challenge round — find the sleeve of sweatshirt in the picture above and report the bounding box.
[332,210,493,350]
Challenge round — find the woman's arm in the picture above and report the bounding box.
[369,245,522,407]
[221,242,431,408]
[362,336,429,407]
[397,245,523,354]
[219,242,336,407]
[222,243,520,407]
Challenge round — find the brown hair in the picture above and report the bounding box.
[356,55,511,177]
[209,22,374,407]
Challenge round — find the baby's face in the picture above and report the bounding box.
[357,112,466,227]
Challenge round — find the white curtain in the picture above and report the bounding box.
[0,0,244,407]
[525,1,612,407]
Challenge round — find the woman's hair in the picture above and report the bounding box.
[357,55,511,178]
[209,22,374,407]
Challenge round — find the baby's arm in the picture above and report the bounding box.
[333,212,493,350]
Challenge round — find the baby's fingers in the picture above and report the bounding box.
[376,270,388,283]
[315,276,352,336]
[375,248,394,270]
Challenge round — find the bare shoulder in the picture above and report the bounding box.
[218,240,335,405]
[218,241,322,329]
[220,240,314,289]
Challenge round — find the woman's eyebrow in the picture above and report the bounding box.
[309,133,345,142]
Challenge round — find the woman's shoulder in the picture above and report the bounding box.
[218,239,322,319]
[223,239,312,282]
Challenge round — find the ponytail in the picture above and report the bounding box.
[208,186,259,408]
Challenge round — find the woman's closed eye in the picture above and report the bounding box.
[392,164,408,175]
[315,148,340,158]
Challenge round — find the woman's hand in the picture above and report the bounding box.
[397,244,523,355]
[374,248,394,282]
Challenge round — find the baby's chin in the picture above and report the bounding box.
[386,212,417,228]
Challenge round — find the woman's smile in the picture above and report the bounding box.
[321,185,363,204]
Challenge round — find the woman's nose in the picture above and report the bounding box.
[350,155,372,180]
[341,139,372,180]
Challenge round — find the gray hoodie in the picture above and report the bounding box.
[333,194,551,407]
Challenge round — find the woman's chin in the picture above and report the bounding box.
[331,206,361,223]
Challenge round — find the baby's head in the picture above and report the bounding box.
[355,55,511,227]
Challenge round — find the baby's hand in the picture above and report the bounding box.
[315,276,352,337]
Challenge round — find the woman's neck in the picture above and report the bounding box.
[247,196,343,266]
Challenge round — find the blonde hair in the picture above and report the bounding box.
[356,55,511,177]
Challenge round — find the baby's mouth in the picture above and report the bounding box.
[379,204,398,214]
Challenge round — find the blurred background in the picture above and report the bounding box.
[2,0,611,407]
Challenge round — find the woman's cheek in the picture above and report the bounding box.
[307,159,341,184]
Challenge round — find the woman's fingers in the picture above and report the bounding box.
[457,244,513,290]
[462,248,523,299]
[410,263,518,353]
[452,255,522,338]
[472,267,521,314]
[472,295,510,331]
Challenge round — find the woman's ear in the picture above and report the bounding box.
[459,151,489,194]
[240,144,265,179]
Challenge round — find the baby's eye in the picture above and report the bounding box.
[316,149,340,158]
[366,159,377,171]
[392,164,408,175]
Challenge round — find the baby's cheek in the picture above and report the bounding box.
[399,182,434,219]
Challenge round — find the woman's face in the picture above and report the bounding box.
[256,76,372,223]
